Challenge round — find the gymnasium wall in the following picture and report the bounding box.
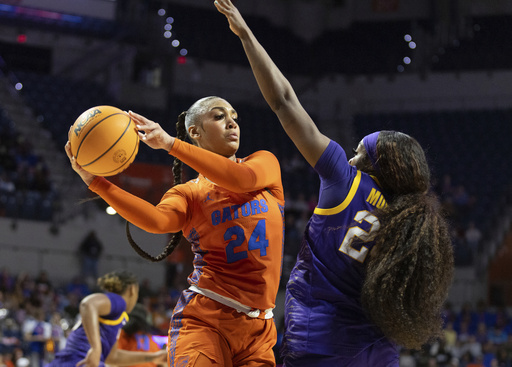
[0,208,168,289]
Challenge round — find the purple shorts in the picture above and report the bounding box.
[283,337,399,367]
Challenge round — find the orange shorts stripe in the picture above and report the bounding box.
[168,290,277,367]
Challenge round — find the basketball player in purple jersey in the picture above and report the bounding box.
[45,271,166,367]
[215,1,454,366]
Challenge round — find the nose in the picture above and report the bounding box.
[226,117,238,129]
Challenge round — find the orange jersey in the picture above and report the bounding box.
[89,139,285,310]
[117,330,161,367]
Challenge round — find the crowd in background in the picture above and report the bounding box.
[1,264,511,367]
[0,110,57,221]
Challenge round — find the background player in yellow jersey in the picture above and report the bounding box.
[65,96,285,366]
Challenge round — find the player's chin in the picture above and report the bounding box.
[222,142,239,157]
[227,140,240,151]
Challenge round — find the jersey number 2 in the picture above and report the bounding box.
[339,210,380,263]
[225,219,269,263]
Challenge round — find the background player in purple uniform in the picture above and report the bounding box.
[215,1,454,366]
[46,270,166,367]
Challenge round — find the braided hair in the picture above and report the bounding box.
[359,131,454,350]
[125,112,188,262]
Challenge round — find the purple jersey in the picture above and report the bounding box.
[282,140,398,365]
[46,292,128,367]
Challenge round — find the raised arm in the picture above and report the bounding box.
[214,0,331,167]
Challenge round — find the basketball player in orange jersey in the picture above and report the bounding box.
[65,96,285,367]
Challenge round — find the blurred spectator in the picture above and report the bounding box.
[33,273,51,301]
[0,269,15,294]
[1,351,15,367]
[0,173,15,194]
[476,323,490,345]
[47,312,66,360]
[487,326,508,346]
[0,319,22,353]
[445,322,458,353]
[430,339,452,366]
[456,302,477,334]
[459,321,472,343]
[465,222,482,256]
[21,307,51,367]
[399,349,417,367]
[61,292,80,323]
[463,335,484,361]
[77,231,103,281]
[481,341,497,367]
[475,300,496,329]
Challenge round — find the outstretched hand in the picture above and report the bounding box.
[129,111,175,152]
[214,0,250,38]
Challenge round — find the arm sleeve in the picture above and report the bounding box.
[88,177,188,234]
[170,139,282,194]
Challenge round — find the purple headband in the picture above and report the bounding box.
[363,131,381,171]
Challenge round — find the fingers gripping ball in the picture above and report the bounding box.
[69,106,139,176]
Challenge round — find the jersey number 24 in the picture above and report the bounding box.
[225,219,269,263]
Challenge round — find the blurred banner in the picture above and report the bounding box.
[110,162,175,205]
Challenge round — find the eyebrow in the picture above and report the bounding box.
[210,106,237,115]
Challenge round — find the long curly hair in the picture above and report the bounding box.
[359,131,454,350]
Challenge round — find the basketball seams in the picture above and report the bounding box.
[71,106,139,176]
[75,112,129,160]
[93,130,140,176]
[80,114,133,167]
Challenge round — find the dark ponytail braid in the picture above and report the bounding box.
[359,131,454,349]
[125,112,188,262]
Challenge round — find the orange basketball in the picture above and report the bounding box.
[69,105,139,176]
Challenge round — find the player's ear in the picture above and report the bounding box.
[188,125,201,141]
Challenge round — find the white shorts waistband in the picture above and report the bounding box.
[188,284,274,319]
